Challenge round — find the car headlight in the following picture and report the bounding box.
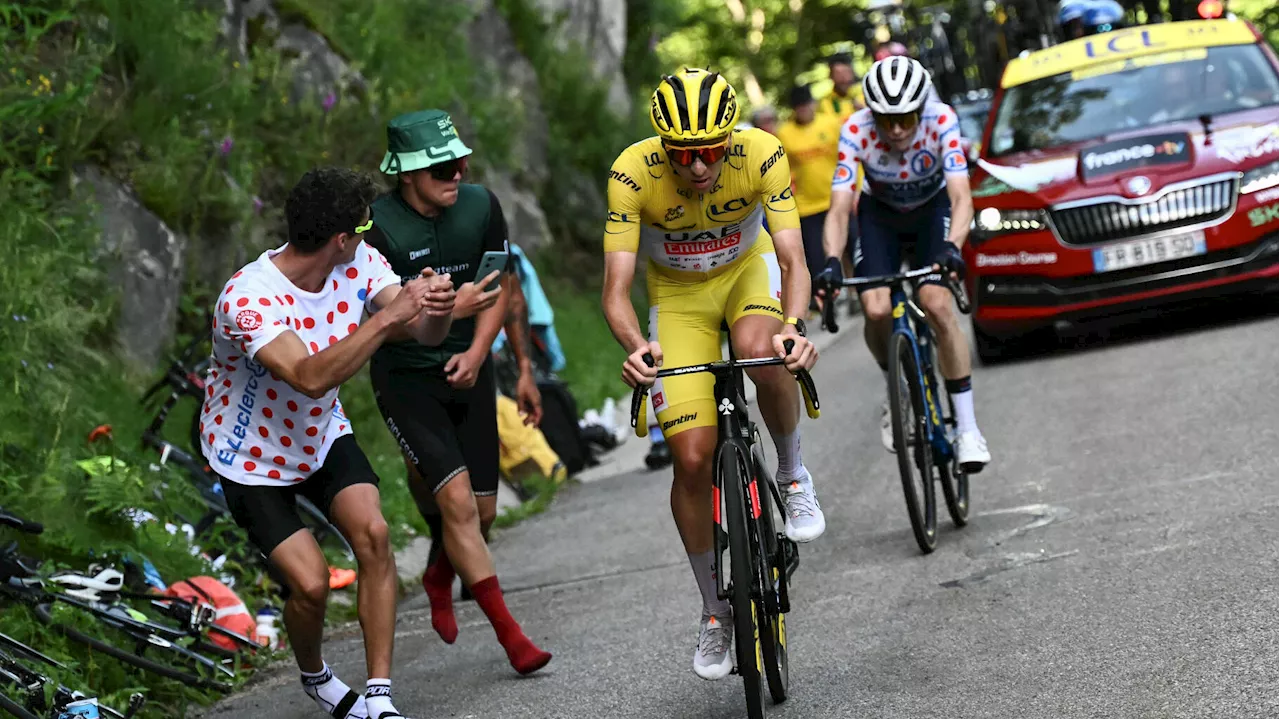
[1240,161,1279,195]
[971,207,1049,243]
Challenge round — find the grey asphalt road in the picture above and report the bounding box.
[198,304,1279,719]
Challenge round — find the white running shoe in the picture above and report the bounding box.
[880,399,896,453]
[693,613,734,680]
[954,431,991,473]
[781,471,826,542]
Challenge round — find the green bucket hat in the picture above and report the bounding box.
[379,109,473,174]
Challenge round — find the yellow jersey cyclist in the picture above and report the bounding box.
[602,68,824,681]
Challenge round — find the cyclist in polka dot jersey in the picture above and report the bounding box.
[201,167,455,719]
[820,57,991,474]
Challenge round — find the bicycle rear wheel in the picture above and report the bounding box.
[720,446,765,719]
[888,332,937,553]
[750,442,788,705]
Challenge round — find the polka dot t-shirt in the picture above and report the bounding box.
[200,242,400,487]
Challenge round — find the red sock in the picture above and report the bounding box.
[470,576,552,675]
[422,552,457,644]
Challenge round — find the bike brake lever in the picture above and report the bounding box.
[819,281,839,334]
[946,273,972,315]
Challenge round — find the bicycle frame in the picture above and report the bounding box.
[821,265,970,463]
[888,283,956,464]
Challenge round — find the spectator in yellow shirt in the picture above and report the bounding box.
[816,52,863,121]
[775,84,844,305]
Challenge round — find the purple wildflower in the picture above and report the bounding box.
[218,136,234,156]
[252,196,264,214]
[322,92,337,113]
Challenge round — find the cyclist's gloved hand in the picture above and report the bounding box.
[817,257,844,293]
[935,242,966,280]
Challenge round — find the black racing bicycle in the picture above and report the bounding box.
[1,507,257,693]
[0,632,145,719]
[819,267,972,553]
[139,329,352,560]
[629,337,820,719]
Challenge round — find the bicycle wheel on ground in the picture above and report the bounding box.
[719,447,765,719]
[938,455,969,527]
[888,332,937,553]
[750,444,788,705]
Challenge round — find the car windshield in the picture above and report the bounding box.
[988,44,1279,157]
[955,103,991,144]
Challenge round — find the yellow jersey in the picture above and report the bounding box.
[775,114,844,217]
[817,87,863,121]
[603,128,800,281]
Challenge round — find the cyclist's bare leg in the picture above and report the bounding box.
[667,426,718,553]
[916,284,969,380]
[328,483,396,680]
[730,313,826,541]
[730,314,800,439]
[860,287,893,369]
[268,530,330,674]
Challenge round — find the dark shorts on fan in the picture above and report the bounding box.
[370,358,500,497]
[853,190,951,290]
[219,435,378,556]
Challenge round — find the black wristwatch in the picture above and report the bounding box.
[785,316,807,337]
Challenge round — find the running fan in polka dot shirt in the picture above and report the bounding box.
[201,244,399,486]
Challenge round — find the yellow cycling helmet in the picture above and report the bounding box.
[650,68,740,146]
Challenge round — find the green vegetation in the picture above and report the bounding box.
[1,0,648,714]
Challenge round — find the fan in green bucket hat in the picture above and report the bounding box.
[379,109,473,174]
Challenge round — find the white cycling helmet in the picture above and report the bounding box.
[862,57,932,115]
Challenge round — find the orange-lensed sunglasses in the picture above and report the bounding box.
[663,143,730,167]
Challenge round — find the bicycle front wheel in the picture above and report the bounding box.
[889,332,937,553]
[751,443,789,705]
[720,446,765,719]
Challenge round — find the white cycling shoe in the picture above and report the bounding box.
[780,470,825,543]
[954,431,991,473]
[693,613,734,680]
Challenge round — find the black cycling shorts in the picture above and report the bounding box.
[219,435,378,556]
[853,191,951,290]
[370,359,500,498]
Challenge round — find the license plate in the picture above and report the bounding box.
[1091,231,1207,273]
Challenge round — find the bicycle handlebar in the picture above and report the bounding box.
[628,339,821,436]
[818,266,971,333]
[0,507,43,535]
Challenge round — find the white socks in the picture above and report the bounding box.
[688,550,731,618]
[952,390,977,435]
[770,429,805,482]
[365,678,400,719]
[301,663,366,718]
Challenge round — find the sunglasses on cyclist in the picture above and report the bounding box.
[872,111,920,132]
[663,143,730,167]
[354,218,373,235]
[425,157,468,181]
